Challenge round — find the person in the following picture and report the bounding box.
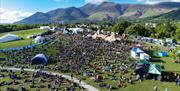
[154,86,158,91]
[108,85,112,91]
[79,79,82,85]
[165,87,168,91]
[71,73,73,80]
[136,74,141,82]
[176,76,180,85]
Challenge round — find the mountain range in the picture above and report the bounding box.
[15,2,180,24]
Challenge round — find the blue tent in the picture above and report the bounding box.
[31,54,48,65]
[158,52,168,57]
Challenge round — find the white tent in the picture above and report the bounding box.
[68,28,84,34]
[0,34,20,43]
[131,48,144,58]
[33,36,44,43]
[40,26,50,30]
[140,53,150,60]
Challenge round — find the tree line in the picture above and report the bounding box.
[0,24,47,33]
[94,20,180,41]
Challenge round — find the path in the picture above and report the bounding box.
[0,67,100,91]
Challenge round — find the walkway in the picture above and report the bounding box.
[0,67,100,91]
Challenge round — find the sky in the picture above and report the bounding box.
[0,0,180,23]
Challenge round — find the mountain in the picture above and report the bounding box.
[16,7,88,24]
[149,9,180,20]
[15,2,180,24]
[155,2,180,8]
[15,12,50,24]
[47,7,88,22]
[79,3,97,15]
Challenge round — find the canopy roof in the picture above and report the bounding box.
[138,59,150,65]
[31,54,48,64]
[0,34,20,43]
[148,64,161,75]
[132,48,144,53]
[33,36,44,43]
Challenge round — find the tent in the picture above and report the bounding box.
[131,48,144,58]
[0,34,20,43]
[63,28,72,34]
[40,26,50,30]
[105,32,116,42]
[135,60,150,75]
[140,53,150,60]
[165,38,174,44]
[31,54,48,65]
[148,64,161,75]
[138,60,150,65]
[158,52,168,57]
[68,28,84,34]
[33,36,44,44]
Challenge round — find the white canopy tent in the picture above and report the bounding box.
[68,28,84,34]
[0,34,20,43]
[140,53,150,60]
[33,36,44,43]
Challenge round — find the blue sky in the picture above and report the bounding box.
[0,0,180,23]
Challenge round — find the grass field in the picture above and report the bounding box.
[0,29,45,49]
[0,29,44,38]
[0,71,85,91]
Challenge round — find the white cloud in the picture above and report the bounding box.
[137,0,180,4]
[85,0,110,4]
[0,8,33,23]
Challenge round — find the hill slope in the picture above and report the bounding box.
[15,2,180,24]
[150,9,180,20]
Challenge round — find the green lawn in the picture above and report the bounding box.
[0,29,45,49]
[151,57,180,73]
[118,80,180,91]
[0,71,85,91]
[0,29,44,38]
[0,40,32,49]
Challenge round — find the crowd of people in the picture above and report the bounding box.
[0,31,179,90]
[0,69,85,91]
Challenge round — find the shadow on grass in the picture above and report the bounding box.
[150,58,165,63]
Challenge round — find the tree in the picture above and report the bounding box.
[125,24,146,36]
[175,27,180,41]
[111,20,131,35]
[156,22,175,38]
[88,25,98,31]
[146,25,155,37]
